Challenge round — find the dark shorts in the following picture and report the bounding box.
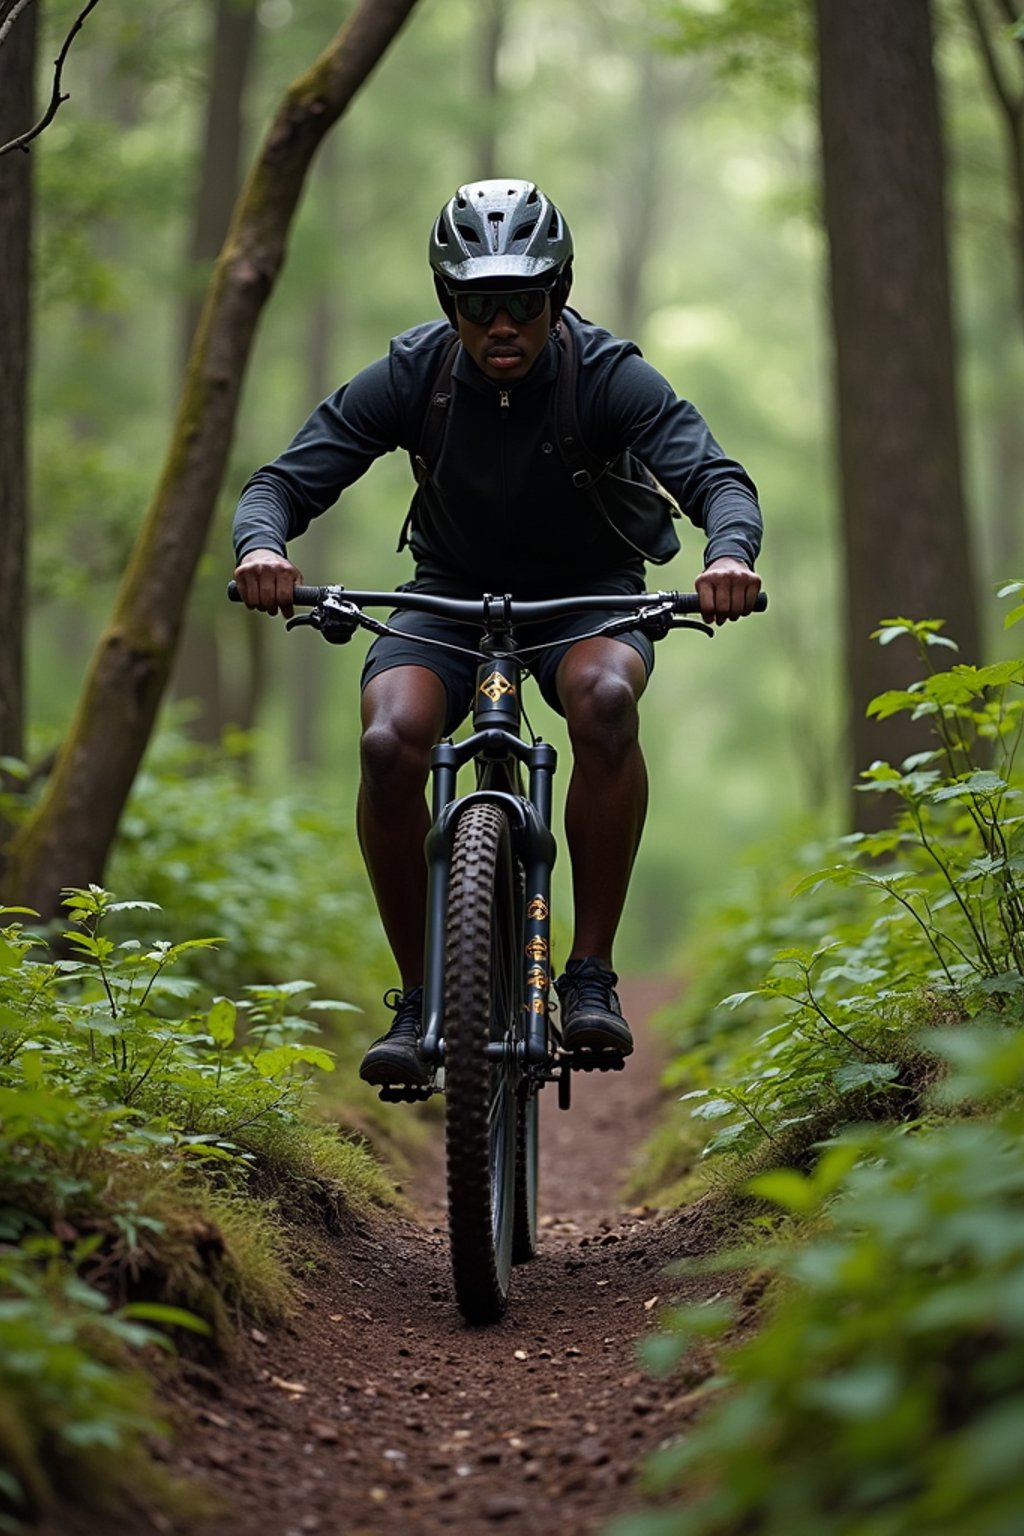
[360,582,656,736]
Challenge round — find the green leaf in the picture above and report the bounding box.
[636,1331,689,1377]
[801,1362,900,1420]
[746,1169,819,1214]
[792,866,854,896]
[251,1043,335,1078]
[690,1097,737,1121]
[833,1061,899,1094]
[866,689,924,720]
[932,772,1007,803]
[206,997,236,1047]
[118,1302,211,1335]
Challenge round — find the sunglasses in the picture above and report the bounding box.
[450,286,554,325]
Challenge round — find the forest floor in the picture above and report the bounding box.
[54,979,750,1536]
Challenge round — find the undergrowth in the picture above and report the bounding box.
[619,585,1024,1536]
[0,885,396,1528]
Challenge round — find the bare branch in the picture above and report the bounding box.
[0,0,37,52]
[0,0,101,158]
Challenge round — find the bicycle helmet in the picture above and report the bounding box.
[429,179,573,321]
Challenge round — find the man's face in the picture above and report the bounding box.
[453,288,552,385]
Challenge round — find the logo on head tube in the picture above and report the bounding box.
[479,671,516,702]
[527,896,549,920]
[525,936,548,960]
[526,965,549,991]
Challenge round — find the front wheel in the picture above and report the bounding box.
[444,803,523,1324]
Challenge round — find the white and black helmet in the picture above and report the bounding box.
[429,179,573,318]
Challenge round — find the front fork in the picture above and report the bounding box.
[419,732,557,1071]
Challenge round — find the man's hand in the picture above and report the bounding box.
[695,556,762,626]
[233,548,304,619]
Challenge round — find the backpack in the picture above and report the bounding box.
[399,310,682,565]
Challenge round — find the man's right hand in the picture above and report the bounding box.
[233,549,304,618]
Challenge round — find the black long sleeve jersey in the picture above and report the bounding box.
[232,311,762,598]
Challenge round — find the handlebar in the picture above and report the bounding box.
[226,582,768,623]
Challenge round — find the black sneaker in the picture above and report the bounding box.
[554,959,633,1055]
[359,986,428,1086]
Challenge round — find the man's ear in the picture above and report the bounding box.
[550,261,573,325]
[434,275,457,326]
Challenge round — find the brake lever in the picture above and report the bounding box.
[286,595,362,644]
[670,618,715,639]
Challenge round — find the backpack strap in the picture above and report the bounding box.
[554,312,611,490]
[398,334,460,551]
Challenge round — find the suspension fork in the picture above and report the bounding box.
[419,734,557,1068]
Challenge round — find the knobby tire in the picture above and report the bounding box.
[445,803,523,1324]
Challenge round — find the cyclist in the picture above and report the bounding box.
[232,178,763,1087]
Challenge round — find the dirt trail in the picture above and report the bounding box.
[111,980,733,1536]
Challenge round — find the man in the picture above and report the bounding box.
[233,178,762,1087]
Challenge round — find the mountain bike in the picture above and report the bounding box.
[228,582,766,1323]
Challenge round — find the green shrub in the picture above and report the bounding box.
[662,603,1024,1175]
[621,589,1024,1536]
[108,731,393,1022]
[620,1092,1024,1536]
[0,886,396,1519]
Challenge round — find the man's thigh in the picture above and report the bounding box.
[361,613,479,736]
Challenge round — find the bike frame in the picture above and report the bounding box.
[420,613,557,1075]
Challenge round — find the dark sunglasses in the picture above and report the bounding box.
[449,286,554,325]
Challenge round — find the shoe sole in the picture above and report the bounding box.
[562,1024,634,1055]
[359,1053,430,1088]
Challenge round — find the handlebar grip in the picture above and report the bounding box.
[226,581,326,605]
[673,591,767,614]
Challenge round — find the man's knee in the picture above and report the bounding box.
[559,648,645,761]
[359,668,446,791]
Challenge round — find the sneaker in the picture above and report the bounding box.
[359,986,428,1086]
[554,958,633,1055]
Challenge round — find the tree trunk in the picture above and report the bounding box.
[474,0,504,181]
[172,0,259,743]
[962,0,1024,337]
[3,0,424,917]
[814,0,980,829]
[614,54,677,340]
[0,4,36,787]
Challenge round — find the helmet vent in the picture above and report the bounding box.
[511,221,537,250]
[456,222,482,245]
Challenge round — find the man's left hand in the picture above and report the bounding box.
[695,557,762,626]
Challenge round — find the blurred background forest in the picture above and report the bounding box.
[4,0,1024,971]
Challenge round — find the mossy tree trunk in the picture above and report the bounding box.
[3,0,423,918]
[171,0,260,744]
[0,5,36,789]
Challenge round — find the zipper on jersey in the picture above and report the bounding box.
[498,389,509,542]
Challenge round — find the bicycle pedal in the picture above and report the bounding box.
[377,1083,435,1103]
[564,1049,626,1073]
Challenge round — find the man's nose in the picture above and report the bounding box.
[487,308,517,332]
